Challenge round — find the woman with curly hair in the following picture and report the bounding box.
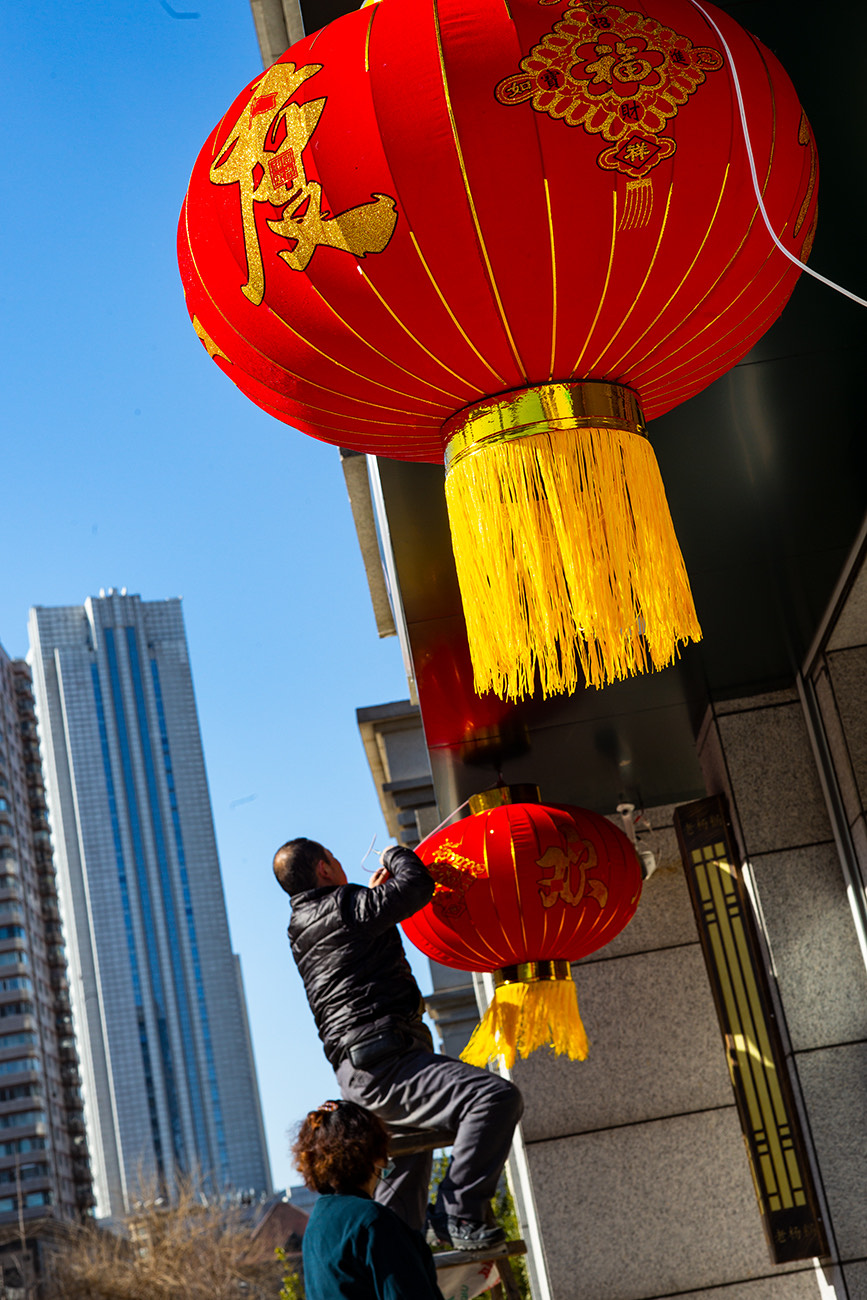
[295,1100,445,1300]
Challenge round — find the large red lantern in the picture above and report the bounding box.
[179,0,817,699]
[401,789,643,1066]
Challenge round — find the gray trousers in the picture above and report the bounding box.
[336,1041,523,1232]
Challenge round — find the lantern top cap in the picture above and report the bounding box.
[468,784,541,815]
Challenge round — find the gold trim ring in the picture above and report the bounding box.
[494,960,572,986]
[442,382,647,473]
[468,785,540,815]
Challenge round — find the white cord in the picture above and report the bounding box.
[360,798,470,871]
[416,798,472,849]
[360,833,379,870]
[687,0,867,309]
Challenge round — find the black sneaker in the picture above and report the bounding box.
[429,1210,506,1251]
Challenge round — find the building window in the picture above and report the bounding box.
[0,1137,46,1157]
[0,1164,49,1184]
[0,1032,37,1050]
[0,1083,41,1103]
[0,1061,40,1079]
[0,1002,34,1019]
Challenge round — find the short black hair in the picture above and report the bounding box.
[273,838,328,896]
[293,1101,389,1194]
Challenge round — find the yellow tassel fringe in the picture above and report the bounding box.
[460,980,590,1070]
[444,424,702,699]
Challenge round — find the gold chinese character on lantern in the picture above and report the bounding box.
[428,842,489,919]
[209,62,398,304]
[536,831,609,909]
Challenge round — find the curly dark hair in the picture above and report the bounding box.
[293,1101,389,1194]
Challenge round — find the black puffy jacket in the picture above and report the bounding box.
[288,845,435,1068]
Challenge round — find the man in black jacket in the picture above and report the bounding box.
[273,837,523,1249]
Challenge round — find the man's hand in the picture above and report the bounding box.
[369,865,392,888]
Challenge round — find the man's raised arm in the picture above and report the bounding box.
[342,845,434,934]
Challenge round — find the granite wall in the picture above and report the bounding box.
[511,541,867,1300]
[513,803,828,1299]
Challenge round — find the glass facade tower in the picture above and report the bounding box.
[28,592,270,1217]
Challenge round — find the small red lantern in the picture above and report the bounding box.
[179,0,817,699]
[402,789,643,1065]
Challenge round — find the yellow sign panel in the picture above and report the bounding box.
[675,798,827,1264]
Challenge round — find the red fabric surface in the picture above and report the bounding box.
[179,0,818,461]
[401,802,643,970]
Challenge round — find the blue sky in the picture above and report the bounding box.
[3,0,426,1193]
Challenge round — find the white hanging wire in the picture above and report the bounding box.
[360,832,379,870]
[687,0,867,309]
[416,798,472,849]
[361,798,471,872]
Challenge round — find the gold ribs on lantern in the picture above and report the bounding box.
[208,62,397,300]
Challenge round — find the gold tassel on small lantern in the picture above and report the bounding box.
[443,382,701,701]
[460,961,589,1070]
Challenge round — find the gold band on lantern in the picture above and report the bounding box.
[442,382,647,473]
[494,960,572,986]
[468,784,540,815]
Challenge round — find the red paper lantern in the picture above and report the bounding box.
[179,0,817,698]
[401,790,643,1064]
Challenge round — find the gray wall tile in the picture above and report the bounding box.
[750,845,867,1050]
[714,690,801,715]
[843,1261,867,1300]
[662,1271,823,1299]
[716,705,831,853]
[851,813,867,889]
[697,710,733,809]
[527,1108,800,1300]
[826,647,867,809]
[582,857,699,962]
[812,662,861,827]
[827,563,867,652]
[516,945,731,1142]
[795,1042,867,1261]
[695,712,754,867]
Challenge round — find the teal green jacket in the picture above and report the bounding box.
[302,1191,444,1300]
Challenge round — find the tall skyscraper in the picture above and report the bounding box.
[0,646,93,1227]
[29,592,271,1217]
